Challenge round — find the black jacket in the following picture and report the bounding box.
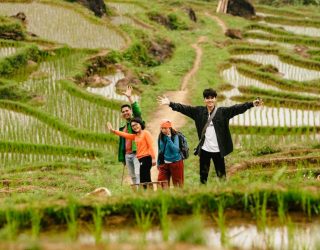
[169,102,254,157]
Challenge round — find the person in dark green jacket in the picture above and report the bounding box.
[158,88,263,184]
[118,86,143,184]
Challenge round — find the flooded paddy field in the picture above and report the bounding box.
[0,2,125,49]
[0,0,319,249]
[0,202,319,249]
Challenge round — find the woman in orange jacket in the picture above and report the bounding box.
[107,118,156,186]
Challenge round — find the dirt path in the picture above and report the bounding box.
[204,12,227,33]
[122,13,228,185]
[146,36,207,182]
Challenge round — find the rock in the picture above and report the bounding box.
[148,12,170,28]
[30,71,49,79]
[85,187,112,197]
[227,0,255,19]
[138,72,157,86]
[225,29,243,39]
[27,32,38,37]
[294,45,309,58]
[259,64,279,74]
[2,180,10,188]
[188,8,197,22]
[77,0,107,17]
[30,95,46,106]
[87,74,110,87]
[148,39,174,63]
[10,12,27,23]
[27,60,37,67]
[0,32,24,41]
[116,74,140,90]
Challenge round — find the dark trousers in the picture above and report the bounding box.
[158,160,184,187]
[138,156,152,184]
[199,149,226,184]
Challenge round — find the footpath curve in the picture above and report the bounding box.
[147,36,207,182]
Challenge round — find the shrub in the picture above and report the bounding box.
[0,16,26,41]
[0,84,30,101]
[123,42,159,67]
[105,50,123,64]
[0,45,43,75]
[253,146,280,156]
[167,13,188,30]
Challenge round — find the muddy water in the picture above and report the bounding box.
[10,213,318,250]
[77,219,320,249]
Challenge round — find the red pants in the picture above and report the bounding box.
[157,160,184,187]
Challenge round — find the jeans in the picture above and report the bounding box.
[125,153,140,184]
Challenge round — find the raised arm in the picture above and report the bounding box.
[158,95,197,120]
[113,130,136,140]
[224,98,263,119]
[123,85,134,105]
[123,85,142,118]
[107,121,136,140]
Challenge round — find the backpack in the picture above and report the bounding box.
[177,132,189,159]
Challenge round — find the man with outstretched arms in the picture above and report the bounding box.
[158,88,263,184]
[118,86,143,185]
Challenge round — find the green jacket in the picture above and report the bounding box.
[118,101,143,163]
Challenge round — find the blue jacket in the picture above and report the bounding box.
[158,135,182,165]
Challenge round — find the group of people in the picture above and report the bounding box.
[107,86,263,188]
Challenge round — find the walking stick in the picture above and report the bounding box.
[121,163,126,186]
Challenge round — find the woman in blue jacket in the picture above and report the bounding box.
[157,120,184,188]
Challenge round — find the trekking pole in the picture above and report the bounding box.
[121,163,126,186]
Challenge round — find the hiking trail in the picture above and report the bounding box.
[205,12,227,33]
[147,36,207,182]
[123,13,228,185]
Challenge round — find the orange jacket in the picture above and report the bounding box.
[114,130,155,160]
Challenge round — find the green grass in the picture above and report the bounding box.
[0,1,319,247]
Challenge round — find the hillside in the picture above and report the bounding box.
[0,0,319,249]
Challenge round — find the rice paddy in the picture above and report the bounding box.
[0,0,319,249]
[260,21,320,37]
[0,47,16,58]
[0,2,125,49]
[233,54,320,81]
[87,70,140,102]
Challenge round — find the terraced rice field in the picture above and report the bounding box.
[0,2,125,49]
[0,1,319,249]
[0,47,16,58]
